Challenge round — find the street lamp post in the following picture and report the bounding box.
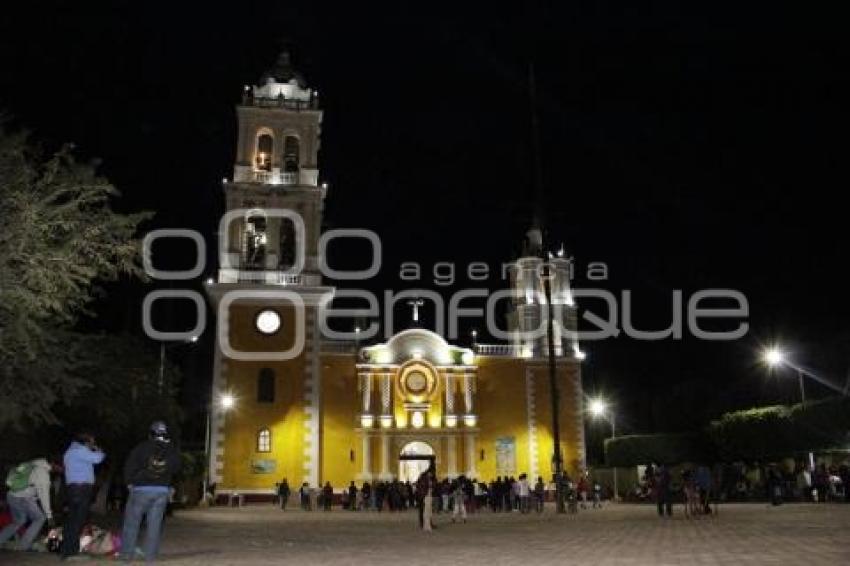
[541,257,566,514]
[763,346,813,470]
[203,393,235,501]
[590,399,619,502]
[158,336,198,394]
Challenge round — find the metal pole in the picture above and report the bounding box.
[203,405,211,500]
[543,261,565,514]
[799,370,815,470]
[158,342,165,395]
[611,414,618,503]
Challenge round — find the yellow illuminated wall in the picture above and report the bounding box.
[218,318,583,490]
[219,304,306,489]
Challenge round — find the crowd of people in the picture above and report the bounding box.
[274,470,611,522]
[630,461,850,511]
[0,421,181,561]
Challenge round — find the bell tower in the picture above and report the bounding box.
[207,50,334,493]
[221,50,325,281]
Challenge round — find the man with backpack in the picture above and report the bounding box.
[118,421,181,562]
[0,458,56,551]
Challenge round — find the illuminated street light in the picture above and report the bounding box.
[588,397,619,502]
[220,393,235,410]
[760,344,814,470]
[763,346,785,367]
[589,399,607,417]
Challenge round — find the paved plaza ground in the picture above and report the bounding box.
[5,503,849,565]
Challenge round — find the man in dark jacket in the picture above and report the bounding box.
[118,421,181,562]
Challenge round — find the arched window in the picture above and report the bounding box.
[256,133,274,171]
[257,368,275,403]
[257,428,271,452]
[279,218,296,270]
[283,136,300,172]
[243,212,267,270]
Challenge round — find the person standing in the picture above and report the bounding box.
[534,476,545,513]
[300,482,311,510]
[0,458,56,551]
[118,421,181,562]
[416,466,436,531]
[348,481,358,511]
[362,482,372,511]
[60,432,105,560]
[517,474,531,513]
[696,465,712,514]
[655,464,672,517]
[451,477,467,523]
[277,478,291,510]
[322,482,333,511]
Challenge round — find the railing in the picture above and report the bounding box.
[223,270,322,286]
[252,170,298,185]
[242,95,319,111]
[474,343,568,358]
[474,344,526,356]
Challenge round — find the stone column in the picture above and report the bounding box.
[380,372,393,429]
[447,436,458,478]
[359,433,371,480]
[463,374,473,414]
[465,434,477,478]
[361,372,372,414]
[380,434,391,480]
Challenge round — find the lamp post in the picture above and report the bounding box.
[589,399,619,502]
[762,346,813,470]
[203,393,235,500]
[540,255,566,514]
[158,335,198,394]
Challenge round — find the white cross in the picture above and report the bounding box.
[407,298,424,322]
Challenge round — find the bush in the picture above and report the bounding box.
[605,432,707,467]
[709,397,850,461]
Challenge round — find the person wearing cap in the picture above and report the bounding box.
[118,421,181,562]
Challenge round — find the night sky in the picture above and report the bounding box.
[2,2,846,442]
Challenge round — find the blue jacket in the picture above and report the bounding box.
[63,441,105,484]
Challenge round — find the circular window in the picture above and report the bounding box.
[405,371,428,393]
[255,309,281,335]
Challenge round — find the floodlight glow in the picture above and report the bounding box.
[589,399,607,417]
[763,347,785,367]
[220,394,235,410]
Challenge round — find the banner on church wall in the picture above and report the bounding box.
[495,437,516,476]
[251,459,277,474]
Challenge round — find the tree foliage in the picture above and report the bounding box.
[605,433,708,467]
[0,126,152,428]
[708,396,850,461]
[604,397,850,466]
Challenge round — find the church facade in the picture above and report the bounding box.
[206,53,586,496]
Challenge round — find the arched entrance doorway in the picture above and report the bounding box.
[398,441,434,483]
